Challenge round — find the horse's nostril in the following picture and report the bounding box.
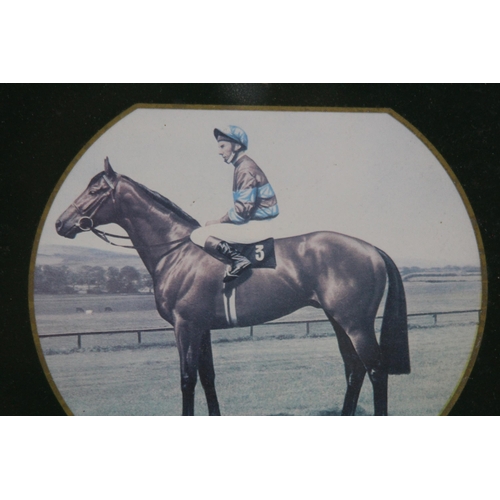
[55,220,62,232]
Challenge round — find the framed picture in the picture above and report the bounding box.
[2,85,498,415]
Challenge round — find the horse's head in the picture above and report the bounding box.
[56,157,119,239]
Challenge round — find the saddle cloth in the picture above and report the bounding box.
[223,238,275,327]
[232,238,276,269]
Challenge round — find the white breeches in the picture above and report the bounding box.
[190,220,275,247]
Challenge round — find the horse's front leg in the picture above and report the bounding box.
[175,321,203,416]
[198,330,221,416]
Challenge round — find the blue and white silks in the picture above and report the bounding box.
[228,183,280,224]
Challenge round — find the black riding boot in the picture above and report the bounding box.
[204,237,252,282]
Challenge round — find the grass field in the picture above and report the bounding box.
[42,322,479,416]
[33,280,482,416]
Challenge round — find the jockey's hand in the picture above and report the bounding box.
[205,219,219,226]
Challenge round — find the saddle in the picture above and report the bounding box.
[232,238,276,269]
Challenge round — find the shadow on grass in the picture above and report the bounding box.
[266,406,369,416]
[308,406,369,416]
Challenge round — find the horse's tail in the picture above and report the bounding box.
[376,248,410,375]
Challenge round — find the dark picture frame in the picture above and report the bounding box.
[1,84,499,415]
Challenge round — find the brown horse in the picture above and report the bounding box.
[56,158,409,416]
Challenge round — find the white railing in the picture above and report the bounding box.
[38,309,482,349]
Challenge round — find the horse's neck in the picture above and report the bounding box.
[114,180,195,274]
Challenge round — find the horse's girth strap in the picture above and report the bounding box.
[223,284,238,327]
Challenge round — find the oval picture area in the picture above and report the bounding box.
[31,105,485,416]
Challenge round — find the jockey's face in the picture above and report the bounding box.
[218,140,241,164]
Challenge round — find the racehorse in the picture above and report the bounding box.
[56,158,409,416]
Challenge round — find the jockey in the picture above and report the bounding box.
[190,126,279,282]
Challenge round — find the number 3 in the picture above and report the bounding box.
[255,244,265,262]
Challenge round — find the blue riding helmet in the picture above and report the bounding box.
[214,126,248,150]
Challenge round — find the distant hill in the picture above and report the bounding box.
[35,244,147,272]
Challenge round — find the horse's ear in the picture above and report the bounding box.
[104,157,116,179]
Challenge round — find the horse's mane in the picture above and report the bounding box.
[122,175,201,228]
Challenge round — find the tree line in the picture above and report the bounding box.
[35,263,481,295]
[34,265,153,294]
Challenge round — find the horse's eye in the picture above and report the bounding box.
[89,189,98,195]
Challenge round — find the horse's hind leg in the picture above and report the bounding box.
[347,325,387,416]
[198,330,221,416]
[328,315,388,416]
[327,315,366,416]
[367,363,388,416]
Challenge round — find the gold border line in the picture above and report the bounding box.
[384,109,488,416]
[29,104,487,416]
[29,105,139,416]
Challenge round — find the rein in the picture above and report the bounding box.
[91,227,138,249]
[91,227,191,254]
[73,172,192,254]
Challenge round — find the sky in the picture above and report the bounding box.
[36,106,481,268]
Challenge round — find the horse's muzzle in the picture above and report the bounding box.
[55,219,77,239]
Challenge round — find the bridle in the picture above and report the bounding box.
[72,173,118,233]
[72,173,190,252]
[71,173,139,249]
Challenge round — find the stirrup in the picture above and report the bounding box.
[223,260,252,282]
